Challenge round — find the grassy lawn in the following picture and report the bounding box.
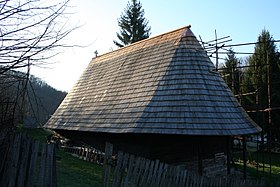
[20,127,53,142]
[233,150,280,184]
[22,127,103,187]
[56,150,103,187]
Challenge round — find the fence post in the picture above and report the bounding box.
[46,143,55,187]
[102,142,113,187]
[52,144,58,187]
[16,135,31,187]
[26,140,39,187]
[8,133,22,187]
[0,134,11,185]
[38,143,47,187]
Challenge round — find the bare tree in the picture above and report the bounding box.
[0,0,76,74]
[0,0,77,131]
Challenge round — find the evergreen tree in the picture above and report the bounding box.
[222,48,241,95]
[114,0,151,47]
[242,30,280,140]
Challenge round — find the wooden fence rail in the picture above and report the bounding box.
[60,145,105,165]
[102,142,278,187]
[0,132,57,187]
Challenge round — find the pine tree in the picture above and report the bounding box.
[245,30,279,106]
[114,0,151,47]
[222,48,240,95]
[243,30,280,140]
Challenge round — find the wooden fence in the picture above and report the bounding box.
[0,132,57,187]
[60,145,105,165]
[102,142,274,187]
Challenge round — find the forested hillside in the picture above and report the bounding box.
[26,75,67,127]
[0,70,66,128]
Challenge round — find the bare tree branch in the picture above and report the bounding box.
[0,0,78,130]
[0,0,78,74]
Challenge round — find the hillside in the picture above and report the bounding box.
[0,70,67,128]
[25,75,67,127]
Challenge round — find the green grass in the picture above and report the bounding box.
[56,150,103,187]
[233,150,280,183]
[21,127,54,142]
[22,127,103,186]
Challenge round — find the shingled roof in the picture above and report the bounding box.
[45,26,261,136]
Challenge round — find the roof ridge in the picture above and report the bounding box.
[92,25,192,61]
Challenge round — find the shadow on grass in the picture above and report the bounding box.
[56,150,103,187]
[233,151,280,184]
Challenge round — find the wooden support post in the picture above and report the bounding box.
[226,136,231,175]
[242,136,247,179]
[103,142,113,187]
[198,143,203,176]
[215,29,219,70]
[266,51,272,176]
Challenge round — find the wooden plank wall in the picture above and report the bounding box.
[0,132,57,187]
[102,142,271,187]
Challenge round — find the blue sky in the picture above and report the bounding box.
[33,0,280,91]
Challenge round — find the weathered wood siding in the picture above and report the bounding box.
[56,130,228,164]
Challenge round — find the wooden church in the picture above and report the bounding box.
[45,26,261,175]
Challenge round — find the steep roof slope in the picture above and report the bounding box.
[45,26,261,135]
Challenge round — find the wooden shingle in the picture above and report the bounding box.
[45,26,261,136]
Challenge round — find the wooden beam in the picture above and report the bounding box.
[226,136,231,175]
[242,136,247,179]
[103,142,113,187]
[198,143,203,176]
